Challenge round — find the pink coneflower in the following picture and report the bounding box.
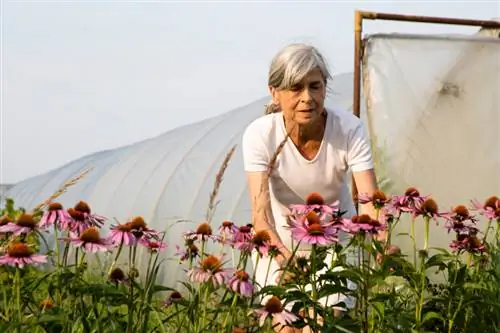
[471,196,499,221]
[414,198,441,224]
[232,225,254,252]
[184,222,219,242]
[67,201,106,234]
[218,220,239,237]
[39,202,72,230]
[0,242,47,268]
[358,190,391,210]
[187,254,230,287]
[0,215,13,240]
[254,296,298,327]
[450,234,485,254]
[175,239,199,262]
[107,222,137,246]
[127,216,161,241]
[287,211,338,246]
[290,192,340,216]
[228,270,254,297]
[391,187,428,214]
[442,205,479,234]
[69,227,111,253]
[251,230,271,257]
[342,214,386,235]
[142,240,168,253]
[0,213,39,236]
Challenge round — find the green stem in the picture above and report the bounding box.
[311,244,318,332]
[15,268,21,329]
[424,217,430,251]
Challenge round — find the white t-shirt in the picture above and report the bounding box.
[242,108,374,250]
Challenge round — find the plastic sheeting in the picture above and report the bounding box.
[2,73,366,289]
[362,32,500,252]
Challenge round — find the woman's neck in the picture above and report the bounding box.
[284,112,326,144]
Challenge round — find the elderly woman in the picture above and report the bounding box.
[242,43,381,332]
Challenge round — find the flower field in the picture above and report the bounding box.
[0,179,499,332]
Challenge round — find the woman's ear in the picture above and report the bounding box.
[268,86,279,105]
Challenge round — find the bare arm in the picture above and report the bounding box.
[246,171,292,265]
[352,168,387,241]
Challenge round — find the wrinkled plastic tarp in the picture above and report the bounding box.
[362,33,500,250]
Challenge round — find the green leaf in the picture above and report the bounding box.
[422,311,444,324]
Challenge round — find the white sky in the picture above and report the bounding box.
[1,0,498,184]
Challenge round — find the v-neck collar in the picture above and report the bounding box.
[279,110,330,164]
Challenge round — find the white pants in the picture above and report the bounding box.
[251,247,357,311]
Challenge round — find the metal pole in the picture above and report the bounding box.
[351,11,363,210]
[359,11,500,28]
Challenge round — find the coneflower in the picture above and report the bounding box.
[0,242,47,268]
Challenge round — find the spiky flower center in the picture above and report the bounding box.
[48,202,63,211]
[68,208,86,221]
[16,214,37,228]
[117,223,132,232]
[201,255,222,272]
[422,199,438,215]
[252,230,271,246]
[305,211,321,226]
[196,223,212,236]
[453,205,470,218]
[372,190,388,203]
[485,196,499,209]
[235,270,249,281]
[79,227,101,243]
[307,223,325,236]
[264,296,283,314]
[222,220,234,228]
[74,201,91,214]
[7,242,33,257]
[306,192,325,205]
[405,187,420,197]
[356,214,372,225]
[129,217,147,230]
[0,215,13,226]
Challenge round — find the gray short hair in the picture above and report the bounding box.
[265,43,332,114]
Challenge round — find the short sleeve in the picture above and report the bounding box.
[242,121,270,172]
[346,122,374,172]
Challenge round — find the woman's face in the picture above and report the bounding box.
[270,68,326,126]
